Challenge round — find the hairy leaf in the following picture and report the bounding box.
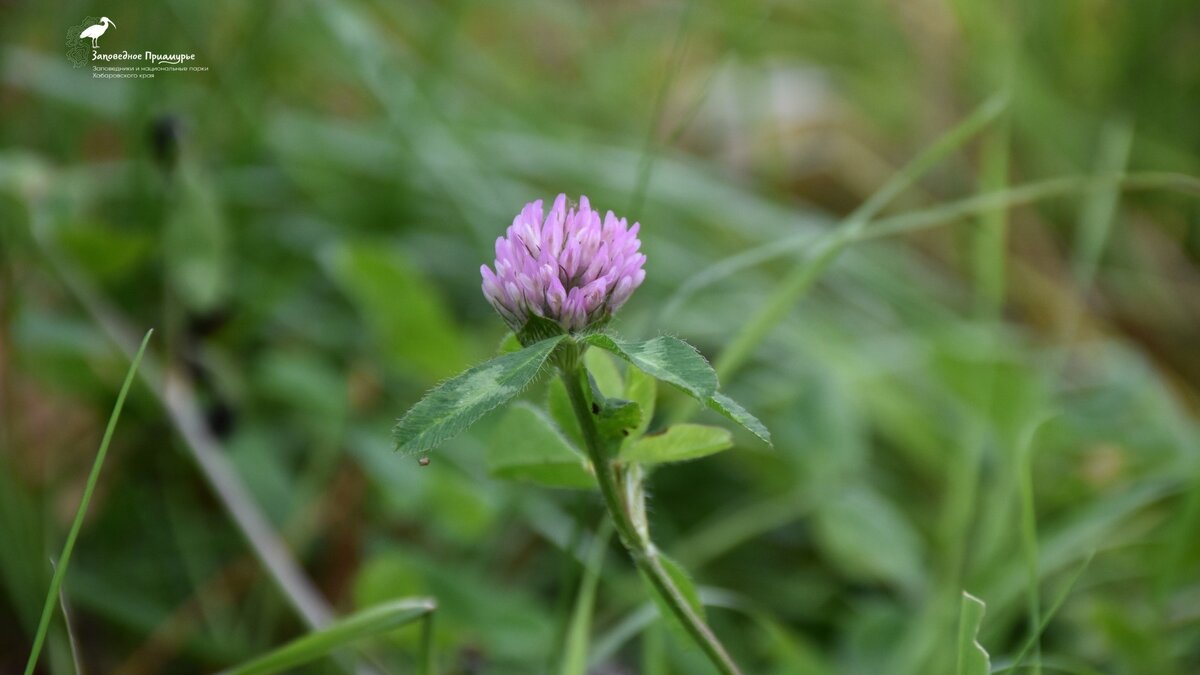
[393,336,565,455]
[707,392,772,446]
[582,334,717,402]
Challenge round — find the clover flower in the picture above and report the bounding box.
[481,194,646,334]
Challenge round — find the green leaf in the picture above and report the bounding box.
[393,336,565,455]
[584,334,772,449]
[559,523,612,675]
[584,370,642,445]
[489,403,594,489]
[619,424,733,464]
[582,334,717,403]
[956,592,990,675]
[625,365,657,438]
[707,392,772,446]
[517,313,568,346]
[497,332,521,354]
[813,485,925,594]
[547,378,584,448]
[596,398,642,445]
[326,242,467,380]
[220,598,436,675]
[585,349,624,398]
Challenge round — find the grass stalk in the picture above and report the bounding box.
[713,94,1008,381]
[559,520,613,675]
[219,598,436,675]
[24,328,154,675]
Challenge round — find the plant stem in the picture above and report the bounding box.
[559,359,743,675]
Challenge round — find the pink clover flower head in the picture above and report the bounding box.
[481,194,646,335]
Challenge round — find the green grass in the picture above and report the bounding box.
[219,598,436,675]
[23,329,152,675]
[2,1,1200,673]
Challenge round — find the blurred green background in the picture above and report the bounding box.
[3,0,1200,673]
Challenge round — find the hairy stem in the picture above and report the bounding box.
[559,357,742,675]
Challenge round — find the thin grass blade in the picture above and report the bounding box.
[23,328,154,675]
[219,598,436,675]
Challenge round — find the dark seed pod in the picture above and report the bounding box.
[149,114,184,173]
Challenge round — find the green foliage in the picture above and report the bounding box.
[707,392,771,447]
[220,598,436,675]
[5,1,1200,673]
[584,334,770,444]
[582,334,717,402]
[164,169,228,312]
[24,330,152,675]
[619,424,734,465]
[625,365,657,438]
[393,335,565,455]
[497,332,522,354]
[515,314,569,347]
[594,397,643,448]
[327,241,468,380]
[957,592,990,675]
[354,552,555,664]
[584,369,644,448]
[813,485,925,594]
[488,403,594,489]
[559,524,612,675]
[547,377,586,448]
[584,349,625,398]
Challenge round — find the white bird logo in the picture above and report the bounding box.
[79,17,115,49]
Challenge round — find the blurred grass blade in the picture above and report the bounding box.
[53,560,84,675]
[665,170,1200,322]
[589,603,659,669]
[1014,417,1048,675]
[714,94,1008,380]
[23,328,153,675]
[559,523,612,675]
[419,606,437,675]
[1011,121,1131,675]
[1003,551,1095,674]
[1072,122,1134,287]
[640,622,668,675]
[31,214,337,630]
[219,598,436,675]
[956,592,990,675]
